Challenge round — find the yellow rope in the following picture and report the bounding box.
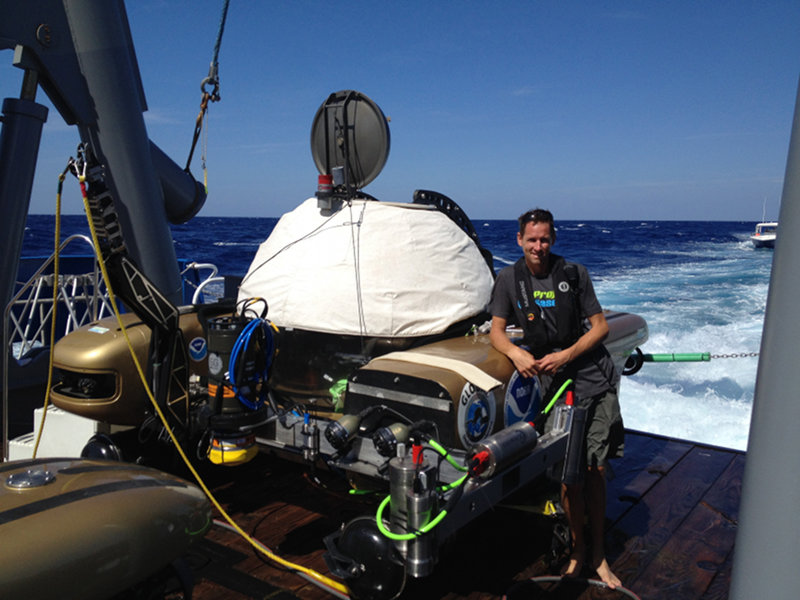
[32,171,67,458]
[202,105,209,194]
[75,176,348,597]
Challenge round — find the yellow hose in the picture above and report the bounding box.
[32,170,68,458]
[76,175,348,597]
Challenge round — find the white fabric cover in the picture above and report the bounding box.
[238,198,494,337]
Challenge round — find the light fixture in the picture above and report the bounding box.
[372,422,409,458]
[325,413,362,450]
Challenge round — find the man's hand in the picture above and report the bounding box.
[536,312,609,375]
[491,312,610,380]
[490,315,540,378]
[508,345,539,378]
[535,349,571,375]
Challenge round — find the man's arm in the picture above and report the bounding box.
[489,315,539,378]
[535,311,609,375]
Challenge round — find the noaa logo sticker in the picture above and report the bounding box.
[188,337,207,362]
[457,383,496,447]
[504,371,542,427]
[558,281,570,293]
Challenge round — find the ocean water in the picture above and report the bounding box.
[22,214,772,451]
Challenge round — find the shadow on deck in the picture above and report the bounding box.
[187,430,743,600]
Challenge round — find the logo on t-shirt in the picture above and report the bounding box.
[533,289,556,308]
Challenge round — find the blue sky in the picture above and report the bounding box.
[3,1,799,220]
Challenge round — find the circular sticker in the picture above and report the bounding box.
[504,371,542,427]
[188,337,208,362]
[457,383,496,447]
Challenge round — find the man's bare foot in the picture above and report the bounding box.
[561,550,584,578]
[593,557,621,590]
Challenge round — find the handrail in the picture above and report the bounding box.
[180,262,225,305]
[192,276,225,305]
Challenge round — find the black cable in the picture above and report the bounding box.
[240,207,346,285]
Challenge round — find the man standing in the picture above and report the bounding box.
[489,208,623,589]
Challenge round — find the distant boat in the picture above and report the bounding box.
[750,221,778,248]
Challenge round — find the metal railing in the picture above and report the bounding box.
[6,236,111,360]
[2,236,225,459]
[180,262,225,305]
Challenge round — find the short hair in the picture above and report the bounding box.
[518,208,556,241]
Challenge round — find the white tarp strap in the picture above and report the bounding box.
[371,351,502,392]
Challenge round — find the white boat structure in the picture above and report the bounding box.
[750,221,778,248]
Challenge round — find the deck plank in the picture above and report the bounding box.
[606,431,693,523]
[627,499,738,599]
[701,453,745,523]
[699,551,735,600]
[608,444,738,595]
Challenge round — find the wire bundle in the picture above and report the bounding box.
[228,318,274,410]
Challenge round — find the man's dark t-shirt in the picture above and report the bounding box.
[489,259,617,404]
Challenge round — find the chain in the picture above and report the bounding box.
[711,352,760,359]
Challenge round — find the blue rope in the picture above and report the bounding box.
[201,0,231,100]
[211,0,230,69]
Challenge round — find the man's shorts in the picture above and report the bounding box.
[544,388,624,470]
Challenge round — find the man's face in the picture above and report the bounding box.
[517,221,552,272]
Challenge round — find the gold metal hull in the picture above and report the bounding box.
[50,310,213,424]
[0,458,210,599]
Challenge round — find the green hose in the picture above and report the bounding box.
[376,378,572,540]
[375,473,468,540]
[438,473,469,493]
[375,495,447,541]
[642,352,710,362]
[542,378,574,415]
[427,439,468,472]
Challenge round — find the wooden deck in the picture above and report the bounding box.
[185,430,744,600]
